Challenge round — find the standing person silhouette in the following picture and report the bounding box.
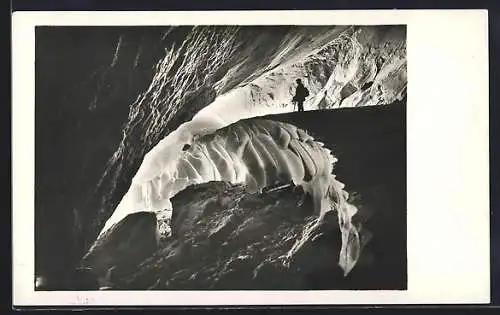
[292,79,309,112]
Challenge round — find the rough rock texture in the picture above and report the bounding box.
[80,181,359,290]
[112,182,345,290]
[77,101,406,291]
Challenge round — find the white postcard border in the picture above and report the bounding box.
[12,9,490,306]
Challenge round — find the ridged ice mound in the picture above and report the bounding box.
[96,117,365,275]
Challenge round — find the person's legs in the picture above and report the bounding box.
[298,101,304,112]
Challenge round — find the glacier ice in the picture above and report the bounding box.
[194,26,407,126]
[90,26,406,249]
[97,116,365,275]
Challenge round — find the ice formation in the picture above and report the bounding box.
[98,116,364,275]
[194,25,407,126]
[90,26,406,249]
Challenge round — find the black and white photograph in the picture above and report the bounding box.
[34,24,407,291]
[12,10,490,306]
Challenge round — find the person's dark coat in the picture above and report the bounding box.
[293,83,309,103]
[292,80,309,112]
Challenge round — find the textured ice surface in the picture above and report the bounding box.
[89,26,406,249]
[194,26,407,126]
[98,117,364,275]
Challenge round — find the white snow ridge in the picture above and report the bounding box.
[98,116,366,276]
